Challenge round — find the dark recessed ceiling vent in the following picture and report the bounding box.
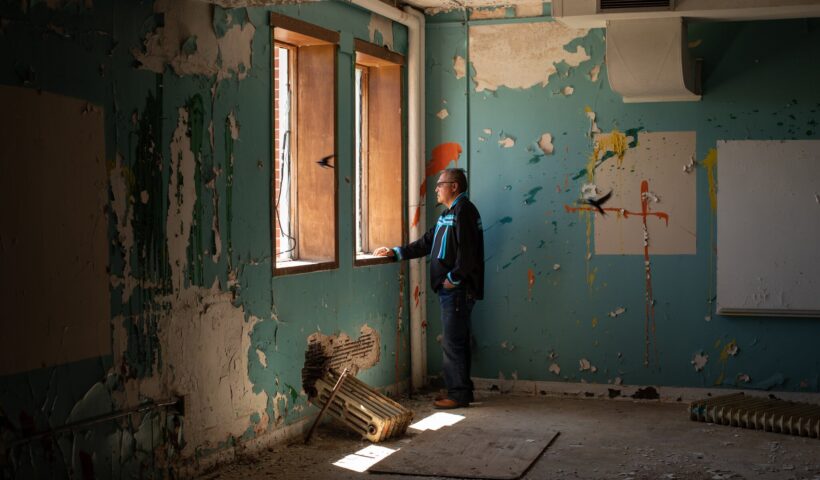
[599,0,673,11]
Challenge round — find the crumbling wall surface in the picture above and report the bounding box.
[425,12,820,395]
[0,0,410,478]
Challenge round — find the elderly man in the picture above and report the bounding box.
[374,168,484,409]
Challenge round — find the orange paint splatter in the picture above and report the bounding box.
[414,142,463,228]
[413,285,420,307]
[527,269,535,300]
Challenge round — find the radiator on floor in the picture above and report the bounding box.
[690,392,820,438]
[311,369,413,443]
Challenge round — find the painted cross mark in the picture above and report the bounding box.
[564,180,669,367]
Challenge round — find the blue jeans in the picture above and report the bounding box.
[438,287,476,404]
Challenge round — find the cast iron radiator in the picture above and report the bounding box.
[312,369,413,442]
[302,332,413,442]
[690,392,820,438]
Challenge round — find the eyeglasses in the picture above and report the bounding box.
[435,181,455,189]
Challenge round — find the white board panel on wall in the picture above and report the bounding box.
[716,140,820,316]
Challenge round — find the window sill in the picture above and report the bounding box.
[274,259,337,276]
[354,254,395,267]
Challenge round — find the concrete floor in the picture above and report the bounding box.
[200,391,820,480]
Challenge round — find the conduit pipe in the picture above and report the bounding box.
[347,0,427,391]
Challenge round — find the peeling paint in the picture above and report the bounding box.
[691,352,709,372]
[469,22,589,92]
[453,55,466,79]
[498,136,515,148]
[436,108,449,120]
[110,154,137,302]
[469,6,507,20]
[133,0,255,81]
[584,106,601,135]
[608,307,626,318]
[537,132,554,155]
[561,85,574,96]
[579,358,591,371]
[115,282,267,453]
[549,363,561,375]
[588,63,601,82]
[368,13,394,50]
[167,107,198,294]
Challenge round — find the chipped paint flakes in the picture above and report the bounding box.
[588,63,601,82]
[581,183,598,200]
[500,340,515,351]
[585,106,601,134]
[109,154,137,303]
[256,348,268,368]
[498,134,515,148]
[579,358,591,371]
[537,132,554,155]
[548,362,561,375]
[115,282,268,452]
[691,352,709,372]
[642,190,661,203]
[133,0,255,80]
[683,155,696,173]
[552,263,561,271]
[368,13,394,50]
[483,128,492,135]
[561,85,574,96]
[608,307,626,318]
[167,107,198,294]
[737,373,751,383]
[469,22,590,92]
[469,6,507,19]
[453,56,466,79]
[436,108,449,120]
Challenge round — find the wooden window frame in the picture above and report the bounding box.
[271,13,340,276]
[353,39,406,268]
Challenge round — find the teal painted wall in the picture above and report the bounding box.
[423,13,820,392]
[0,0,409,477]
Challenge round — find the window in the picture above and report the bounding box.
[271,14,339,275]
[353,40,405,266]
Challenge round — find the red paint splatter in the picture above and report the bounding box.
[413,285,420,307]
[564,179,668,367]
[421,320,428,328]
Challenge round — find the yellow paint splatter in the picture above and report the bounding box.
[587,266,597,287]
[702,148,717,212]
[592,129,630,167]
[714,339,738,385]
[591,317,598,328]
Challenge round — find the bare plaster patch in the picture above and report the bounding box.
[110,154,137,303]
[368,13,394,50]
[469,6,506,19]
[453,56,466,79]
[133,0,255,80]
[515,3,543,17]
[692,352,709,372]
[588,64,601,82]
[167,108,198,294]
[469,22,589,92]
[113,282,267,454]
[538,132,553,155]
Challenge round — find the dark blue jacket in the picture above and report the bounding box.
[394,193,484,299]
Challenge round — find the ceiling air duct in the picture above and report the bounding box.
[605,17,701,103]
